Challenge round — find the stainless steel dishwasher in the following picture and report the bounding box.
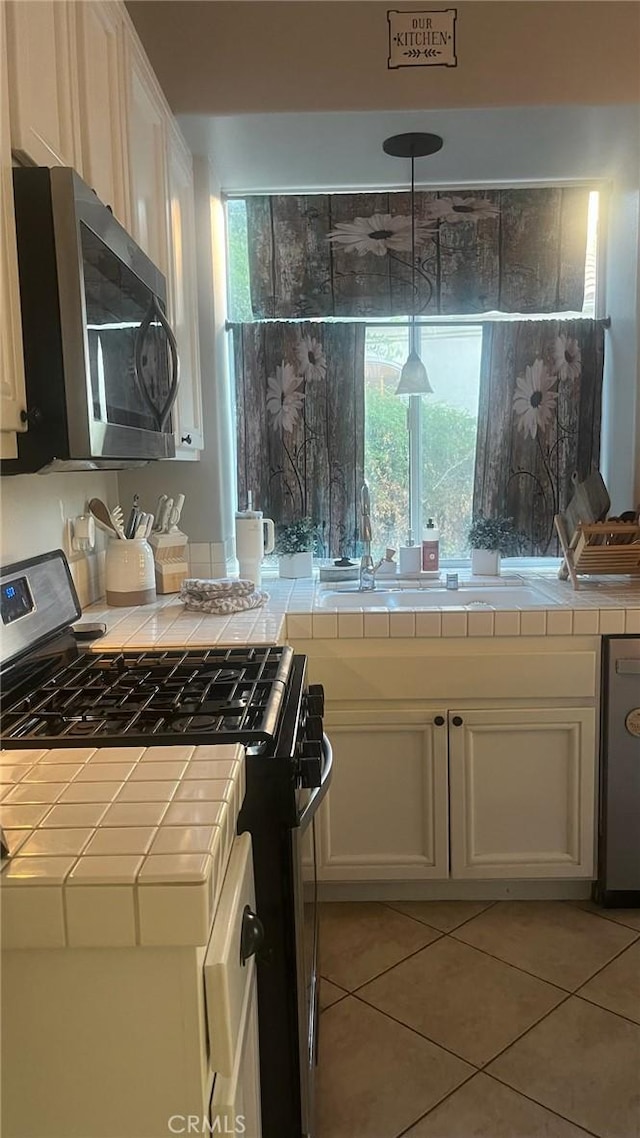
[596,636,640,906]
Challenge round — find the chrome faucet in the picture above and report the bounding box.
[358,484,396,590]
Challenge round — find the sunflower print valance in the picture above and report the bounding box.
[241,187,591,320]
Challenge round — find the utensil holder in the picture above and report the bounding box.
[148,530,189,594]
[105,539,156,606]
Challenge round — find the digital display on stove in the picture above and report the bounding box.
[1,576,34,625]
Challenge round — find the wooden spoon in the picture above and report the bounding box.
[89,498,122,539]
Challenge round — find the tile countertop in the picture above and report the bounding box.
[0,743,245,950]
[80,571,640,647]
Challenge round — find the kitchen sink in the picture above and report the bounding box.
[316,584,558,609]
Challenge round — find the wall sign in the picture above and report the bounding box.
[388,8,457,68]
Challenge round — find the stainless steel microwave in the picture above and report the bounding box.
[3,167,178,474]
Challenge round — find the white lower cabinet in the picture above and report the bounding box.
[318,708,449,881]
[318,703,596,884]
[449,707,596,879]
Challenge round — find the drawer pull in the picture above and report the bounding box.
[240,906,264,965]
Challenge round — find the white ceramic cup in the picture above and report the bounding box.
[105,538,156,606]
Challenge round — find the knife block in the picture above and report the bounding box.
[148,530,189,594]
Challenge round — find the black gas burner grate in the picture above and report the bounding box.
[1,645,294,747]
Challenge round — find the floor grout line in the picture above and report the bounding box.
[564,898,640,934]
[322,932,445,995]
[573,989,640,1027]
[391,1068,480,1138]
[479,1070,605,1138]
[380,897,500,937]
[349,989,482,1070]
[448,918,640,996]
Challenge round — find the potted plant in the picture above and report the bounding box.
[467,515,524,576]
[275,518,317,578]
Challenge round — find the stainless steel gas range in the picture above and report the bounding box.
[0,549,332,1138]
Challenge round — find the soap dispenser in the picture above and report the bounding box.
[422,518,440,572]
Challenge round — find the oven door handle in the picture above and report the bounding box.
[298,733,333,831]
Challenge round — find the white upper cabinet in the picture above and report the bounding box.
[74,1,129,226]
[0,0,27,456]
[5,0,79,168]
[125,36,168,274]
[166,120,204,456]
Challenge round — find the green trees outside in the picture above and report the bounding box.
[365,388,477,558]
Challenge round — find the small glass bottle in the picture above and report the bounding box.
[422,518,440,572]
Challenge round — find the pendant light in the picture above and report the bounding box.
[383,132,443,395]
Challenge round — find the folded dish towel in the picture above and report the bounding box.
[180,577,269,615]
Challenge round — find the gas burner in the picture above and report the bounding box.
[1,643,295,747]
[172,698,249,717]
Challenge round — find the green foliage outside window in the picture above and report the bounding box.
[366,389,477,558]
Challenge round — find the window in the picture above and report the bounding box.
[365,323,482,557]
[226,189,601,561]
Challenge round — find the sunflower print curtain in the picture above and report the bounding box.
[241,188,591,319]
[472,319,605,555]
[232,321,366,556]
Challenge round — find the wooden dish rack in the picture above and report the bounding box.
[555,515,640,589]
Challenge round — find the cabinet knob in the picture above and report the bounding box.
[452,715,464,727]
[434,715,445,727]
[181,434,193,445]
[240,906,265,965]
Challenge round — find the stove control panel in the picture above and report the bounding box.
[1,576,34,625]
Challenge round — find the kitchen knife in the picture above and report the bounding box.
[153,495,168,531]
[124,495,140,539]
[134,513,149,538]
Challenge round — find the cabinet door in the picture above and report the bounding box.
[0,1,27,456]
[75,1,129,225]
[449,707,596,879]
[125,36,168,274]
[319,708,449,881]
[5,0,78,168]
[209,971,262,1138]
[166,121,203,457]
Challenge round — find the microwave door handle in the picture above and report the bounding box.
[134,297,180,432]
[155,302,180,431]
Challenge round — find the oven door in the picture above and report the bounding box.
[292,734,333,1138]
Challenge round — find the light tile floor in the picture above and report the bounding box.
[316,900,640,1138]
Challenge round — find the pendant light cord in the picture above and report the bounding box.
[410,149,416,356]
